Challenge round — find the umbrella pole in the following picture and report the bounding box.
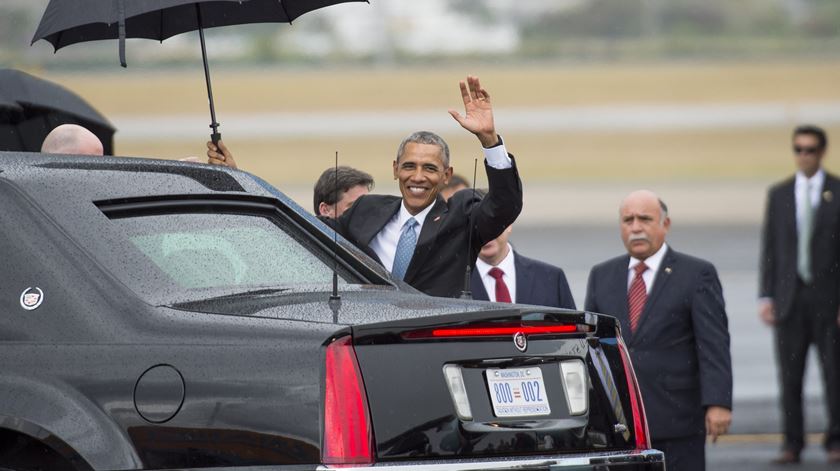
[196,4,221,144]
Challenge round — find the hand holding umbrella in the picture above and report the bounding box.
[207,139,238,169]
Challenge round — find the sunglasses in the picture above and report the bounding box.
[793,145,821,155]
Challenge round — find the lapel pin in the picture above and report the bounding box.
[664,267,672,274]
[433,216,441,222]
[823,191,833,203]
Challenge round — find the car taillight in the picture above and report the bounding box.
[617,336,651,450]
[323,335,374,466]
[402,322,586,339]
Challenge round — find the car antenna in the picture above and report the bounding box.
[329,151,341,322]
[459,158,479,300]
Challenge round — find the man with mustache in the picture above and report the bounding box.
[584,190,732,471]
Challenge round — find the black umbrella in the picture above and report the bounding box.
[32,0,368,144]
[0,69,115,154]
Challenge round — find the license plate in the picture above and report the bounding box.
[485,367,551,417]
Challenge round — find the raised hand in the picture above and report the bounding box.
[448,75,499,148]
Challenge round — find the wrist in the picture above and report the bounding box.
[478,132,500,148]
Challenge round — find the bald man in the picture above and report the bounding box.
[41,124,104,156]
[585,190,732,471]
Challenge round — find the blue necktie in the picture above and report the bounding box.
[391,218,418,280]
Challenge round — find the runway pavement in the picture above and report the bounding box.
[707,435,839,469]
[111,101,840,139]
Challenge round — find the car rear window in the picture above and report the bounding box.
[108,212,356,300]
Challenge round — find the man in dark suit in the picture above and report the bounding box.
[324,76,522,298]
[206,76,522,298]
[312,166,374,219]
[470,223,575,309]
[585,190,732,471]
[759,124,840,464]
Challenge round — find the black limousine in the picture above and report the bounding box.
[0,153,663,471]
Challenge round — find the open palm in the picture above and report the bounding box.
[449,76,497,148]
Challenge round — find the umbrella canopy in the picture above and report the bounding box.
[0,69,115,154]
[32,0,368,143]
[33,0,359,49]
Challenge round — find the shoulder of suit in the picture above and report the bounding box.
[359,193,400,203]
[768,176,795,195]
[448,188,480,205]
[515,252,565,275]
[665,248,716,273]
[590,254,629,273]
[824,172,840,186]
[354,193,400,207]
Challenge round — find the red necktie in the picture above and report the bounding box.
[628,262,648,333]
[489,267,512,303]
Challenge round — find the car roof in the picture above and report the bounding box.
[0,152,376,303]
[0,151,281,204]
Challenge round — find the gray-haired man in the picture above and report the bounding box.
[325,76,522,297]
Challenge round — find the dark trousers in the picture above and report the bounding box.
[775,282,840,451]
[652,434,705,471]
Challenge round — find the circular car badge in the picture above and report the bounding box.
[513,331,527,352]
[20,287,44,311]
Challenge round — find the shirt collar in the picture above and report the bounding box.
[398,199,435,228]
[796,168,825,189]
[475,244,515,278]
[628,242,668,274]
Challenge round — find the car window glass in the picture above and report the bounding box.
[114,213,342,290]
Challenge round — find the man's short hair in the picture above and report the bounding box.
[396,131,450,167]
[446,174,470,191]
[313,166,374,213]
[793,124,828,149]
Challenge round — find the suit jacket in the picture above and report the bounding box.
[470,251,576,309]
[328,158,522,298]
[584,247,732,440]
[760,172,840,320]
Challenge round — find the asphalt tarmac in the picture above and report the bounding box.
[514,223,836,469]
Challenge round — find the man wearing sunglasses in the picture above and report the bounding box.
[760,124,840,465]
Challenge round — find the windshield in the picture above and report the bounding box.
[107,212,358,302]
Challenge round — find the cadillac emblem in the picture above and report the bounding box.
[513,332,527,352]
[20,287,44,311]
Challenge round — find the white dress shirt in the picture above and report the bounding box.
[475,244,517,302]
[370,141,513,273]
[795,169,824,232]
[482,140,513,169]
[627,242,668,294]
[370,202,433,273]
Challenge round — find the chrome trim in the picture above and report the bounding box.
[318,449,664,470]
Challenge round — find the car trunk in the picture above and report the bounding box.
[348,307,644,462]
